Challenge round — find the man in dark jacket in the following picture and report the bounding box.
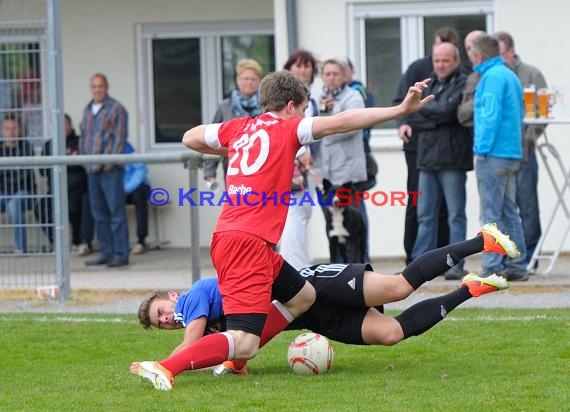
[37,114,94,253]
[0,114,36,253]
[393,27,461,264]
[399,43,472,280]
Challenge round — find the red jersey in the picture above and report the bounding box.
[205,113,316,244]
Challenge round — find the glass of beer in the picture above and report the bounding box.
[537,88,551,118]
[523,84,536,118]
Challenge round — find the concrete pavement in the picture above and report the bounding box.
[66,247,570,289]
[1,246,568,313]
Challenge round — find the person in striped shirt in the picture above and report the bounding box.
[80,73,130,268]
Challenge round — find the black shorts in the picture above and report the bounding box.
[301,263,371,307]
[272,260,307,303]
[288,263,381,345]
[289,302,369,345]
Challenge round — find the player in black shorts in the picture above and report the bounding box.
[287,263,386,345]
[132,223,518,382]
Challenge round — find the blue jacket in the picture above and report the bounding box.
[473,56,523,159]
[123,142,150,193]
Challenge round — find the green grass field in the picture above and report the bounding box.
[1,309,569,411]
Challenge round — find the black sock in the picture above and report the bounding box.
[402,236,484,290]
[394,286,472,339]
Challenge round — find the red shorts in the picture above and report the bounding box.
[211,231,284,315]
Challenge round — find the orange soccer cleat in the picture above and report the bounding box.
[212,361,249,377]
[461,273,509,297]
[479,223,520,258]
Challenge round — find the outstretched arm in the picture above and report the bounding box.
[182,124,228,156]
[311,80,434,140]
[169,316,208,355]
[129,316,209,374]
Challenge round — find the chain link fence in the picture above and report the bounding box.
[1,1,206,302]
[0,0,59,289]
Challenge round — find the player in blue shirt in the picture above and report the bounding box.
[132,223,518,387]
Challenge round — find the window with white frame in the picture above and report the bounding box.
[137,21,274,149]
[349,1,493,134]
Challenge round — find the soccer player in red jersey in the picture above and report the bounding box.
[130,223,516,379]
[134,71,433,390]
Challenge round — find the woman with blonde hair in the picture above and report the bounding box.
[203,58,263,186]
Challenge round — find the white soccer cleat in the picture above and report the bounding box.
[137,361,173,391]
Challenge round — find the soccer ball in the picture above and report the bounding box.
[287,332,334,375]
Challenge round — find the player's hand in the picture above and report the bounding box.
[129,361,140,374]
[400,79,434,115]
[320,95,334,113]
[398,124,413,144]
[297,152,312,170]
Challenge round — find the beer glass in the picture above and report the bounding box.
[537,88,551,118]
[523,84,536,118]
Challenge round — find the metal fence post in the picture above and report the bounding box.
[186,157,202,283]
[0,150,207,296]
[46,0,70,303]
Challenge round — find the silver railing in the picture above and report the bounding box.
[0,152,207,302]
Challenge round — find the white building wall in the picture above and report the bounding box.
[291,0,570,260]
[493,0,570,261]
[50,0,570,261]
[59,0,273,251]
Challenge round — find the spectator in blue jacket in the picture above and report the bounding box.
[470,34,528,281]
[124,142,151,255]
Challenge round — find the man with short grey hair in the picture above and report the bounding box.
[457,30,485,127]
[404,43,472,280]
[470,34,528,281]
[393,27,461,265]
[80,73,130,268]
[495,30,547,273]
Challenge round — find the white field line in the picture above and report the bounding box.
[0,314,566,323]
[0,315,137,324]
[446,314,566,322]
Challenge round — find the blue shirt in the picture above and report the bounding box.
[473,56,523,159]
[123,142,150,193]
[173,278,224,327]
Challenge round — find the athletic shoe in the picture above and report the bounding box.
[501,267,530,282]
[479,223,520,258]
[444,266,468,280]
[481,267,529,282]
[77,243,91,256]
[212,361,249,377]
[137,361,173,390]
[131,243,146,255]
[460,273,509,297]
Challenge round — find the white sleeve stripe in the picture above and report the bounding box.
[297,117,316,145]
[204,123,223,149]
